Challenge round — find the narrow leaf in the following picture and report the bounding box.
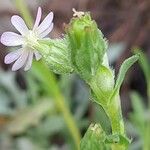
[114,54,139,92]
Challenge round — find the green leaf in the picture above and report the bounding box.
[80,123,110,150]
[90,65,114,106]
[67,13,108,82]
[37,38,73,74]
[105,134,131,147]
[114,54,139,93]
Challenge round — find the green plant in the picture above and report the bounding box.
[1,3,139,149]
[34,12,139,149]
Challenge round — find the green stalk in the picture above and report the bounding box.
[13,1,81,148]
[90,68,127,149]
[106,94,125,135]
[105,94,126,150]
[91,82,127,149]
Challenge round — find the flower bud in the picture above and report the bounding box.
[66,13,108,82]
[80,123,108,150]
[90,65,114,106]
[34,38,73,74]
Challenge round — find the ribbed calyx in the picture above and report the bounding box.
[66,13,108,82]
[34,38,73,74]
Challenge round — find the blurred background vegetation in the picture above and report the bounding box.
[0,0,149,150]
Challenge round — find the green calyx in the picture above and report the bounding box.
[80,123,109,150]
[31,11,139,150]
[90,54,139,107]
[66,13,108,82]
[80,123,130,150]
[90,65,114,106]
[34,13,108,81]
[34,38,73,74]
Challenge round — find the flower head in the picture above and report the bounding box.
[0,7,54,71]
[66,13,108,81]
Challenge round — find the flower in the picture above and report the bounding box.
[0,7,54,71]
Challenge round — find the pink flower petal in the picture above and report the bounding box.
[11,15,29,35]
[4,48,23,64]
[37,12,54,35]
[24,51,33,71]
[33,7,42,30]
[39,23,54,38]
[12,50,29,71]
[34,51,42,61]
[1,32,24,46]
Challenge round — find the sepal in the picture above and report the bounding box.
[90,65,114,106]
[34,38,73,74]
[105,134,131,149]
[66,13,108,81]
[80,123,109,150]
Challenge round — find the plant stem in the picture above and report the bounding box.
[106,94,125,135]
[105,94,126,150]
[13,1,81,149]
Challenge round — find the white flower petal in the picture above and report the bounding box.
[1,32,24,46]
[34,51,42,61]
[12,50,29,71]
[11,15,29,35]
[24,51,33,71]
[33,7,42,30]
[4,48,23,64]
[37,12,53,34]
[39,23,54,38]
